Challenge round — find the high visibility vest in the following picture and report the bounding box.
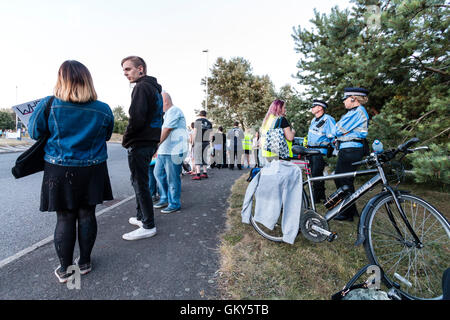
[243,134,253,151]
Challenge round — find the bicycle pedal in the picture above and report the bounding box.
[327,232,338,242]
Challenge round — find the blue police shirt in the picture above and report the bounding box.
[307,114,336,155]
[333,105,369,149]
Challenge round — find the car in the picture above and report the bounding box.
[293,137,305,146]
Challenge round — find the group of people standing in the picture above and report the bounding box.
[259,87,370,223]
[26,54,369,283]
[185,118,263,177]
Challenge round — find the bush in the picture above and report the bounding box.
[0,111,15,130]
[113,120,128,134]
[410,143,450,188]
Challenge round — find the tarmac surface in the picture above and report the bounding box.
[0,166,247,300]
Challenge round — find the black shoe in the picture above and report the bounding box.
[54,266,75,283]
[74,257,92,275]
[334,214,354,222]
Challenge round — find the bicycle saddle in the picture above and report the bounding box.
[292,145,321,156]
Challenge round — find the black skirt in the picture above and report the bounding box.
[40,161,113,212]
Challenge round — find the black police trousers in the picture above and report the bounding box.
[309,153,327,202]
[334,147,365,218]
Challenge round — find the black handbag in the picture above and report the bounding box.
[11,96,54,179]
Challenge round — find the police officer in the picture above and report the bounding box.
[307,99,336,203]
[333,87,370,221]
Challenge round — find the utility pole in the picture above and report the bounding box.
[15,85,18,131]
[202,49,209,109]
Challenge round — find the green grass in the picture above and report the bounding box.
[217,174,449,300]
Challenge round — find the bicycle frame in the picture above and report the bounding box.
[300,155,423,247]
[303,168,379,220]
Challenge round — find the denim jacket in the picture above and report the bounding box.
[28,96,114,167]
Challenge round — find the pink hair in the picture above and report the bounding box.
[262,99,285,128]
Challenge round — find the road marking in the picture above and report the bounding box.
[0,195,135,269]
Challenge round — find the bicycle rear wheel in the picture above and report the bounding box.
[364,193,450,299]
[250,188,310,242]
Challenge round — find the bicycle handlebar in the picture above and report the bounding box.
[352,138,424,166]
[397,137,420,153]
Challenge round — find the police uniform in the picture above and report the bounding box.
[333,87,370,221]
[307,99,335,202]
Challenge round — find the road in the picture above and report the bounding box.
[0,143,134,262]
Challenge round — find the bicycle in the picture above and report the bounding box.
[249,138,449,300]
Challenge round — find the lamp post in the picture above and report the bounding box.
[15,85,18,131]
[202,49,209,109]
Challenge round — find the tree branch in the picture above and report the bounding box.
[411,56,450,76]
[405,109,436,132]
[422,127,450,145]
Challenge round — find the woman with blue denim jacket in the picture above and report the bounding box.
[28,60,114,283]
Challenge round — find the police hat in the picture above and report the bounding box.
[342,87,369,100]
[311,99,328,109]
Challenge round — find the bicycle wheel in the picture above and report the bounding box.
[250,188,310,242]
[363,193,450,299]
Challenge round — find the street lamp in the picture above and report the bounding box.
[202,49,209,109]
[15,85,18,131]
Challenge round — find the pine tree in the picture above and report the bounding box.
[292,0,449,187]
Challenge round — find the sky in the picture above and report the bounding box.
[0,0,352,124]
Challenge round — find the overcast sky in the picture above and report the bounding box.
[0,0,352,123]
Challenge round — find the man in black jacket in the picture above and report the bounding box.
[121,56,163,241]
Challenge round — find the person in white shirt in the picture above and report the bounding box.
[153,92,188,214]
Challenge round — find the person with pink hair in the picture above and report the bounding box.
[260,99,296,162]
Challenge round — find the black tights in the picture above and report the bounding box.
[54,205,97,271]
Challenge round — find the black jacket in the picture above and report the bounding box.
[122,76,163,148]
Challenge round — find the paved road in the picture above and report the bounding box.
[0,167,246,300]
[0,143,133,261]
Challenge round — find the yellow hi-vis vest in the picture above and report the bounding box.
[243,133,253,151]
[261,115,293,158]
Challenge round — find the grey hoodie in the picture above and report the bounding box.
[241,160,303,244]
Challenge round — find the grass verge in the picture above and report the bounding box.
[217,173,449,300]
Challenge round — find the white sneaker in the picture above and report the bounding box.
[122,227,157,241]
[128,217,143,228]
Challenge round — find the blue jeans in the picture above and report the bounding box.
[154,154,182,209]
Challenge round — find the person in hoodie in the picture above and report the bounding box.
[121,56,163,241]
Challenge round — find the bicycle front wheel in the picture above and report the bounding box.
[250,188,309,242]
[364,193,450,300]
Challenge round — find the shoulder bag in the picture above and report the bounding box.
[11,96,54,179]
[263,117,290,158]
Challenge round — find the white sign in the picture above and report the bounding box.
[11,98,43,128]
[6,130,21,139]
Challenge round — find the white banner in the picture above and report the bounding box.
[11,98,43,128]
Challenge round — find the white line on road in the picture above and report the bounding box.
[0,195,135,269]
